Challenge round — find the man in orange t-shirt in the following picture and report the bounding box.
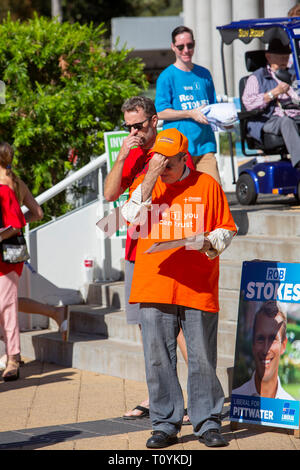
[104,96,194,419]
[122,128,236,449]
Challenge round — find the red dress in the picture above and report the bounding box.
[0,184,26,277]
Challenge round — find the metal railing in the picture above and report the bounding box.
[22,151,109,279]
[23,152,107,210]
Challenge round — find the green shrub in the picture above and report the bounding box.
[0,14,148,222]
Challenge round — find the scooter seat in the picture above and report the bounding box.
[261,132,286,152]
[245,132,286,153]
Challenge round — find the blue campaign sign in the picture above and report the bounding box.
[231,395,300,429]
[241,261,300,303]
[230,261,300,430]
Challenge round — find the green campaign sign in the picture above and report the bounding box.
[104,131,129,238]
[103,129,162,238]
[104,130,129,172]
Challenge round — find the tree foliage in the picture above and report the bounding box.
[0,0,50,21]
[0,1,183,34]
[129,0,182,17]
[0,14,148,221]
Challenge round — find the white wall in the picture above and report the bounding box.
[211,0,234,96]
[184,0,296,96]
[26,199,124,308]
[232,0,261,96]
[111,0,297,96]
[264,0,295,17]
[112,16,182,50]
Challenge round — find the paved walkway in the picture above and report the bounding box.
[0,358,299,451]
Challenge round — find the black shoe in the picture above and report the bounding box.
[199,429,228,448]
[146,431,178,449]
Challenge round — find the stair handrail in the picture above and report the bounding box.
[22,150,110,280]
[22,151,108,213]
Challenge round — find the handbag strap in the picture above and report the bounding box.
[0,199,3,229]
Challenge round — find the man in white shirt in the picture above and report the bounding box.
[242,38,300,168]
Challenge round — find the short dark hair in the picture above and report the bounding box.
[253,300,287,343]
[171,26,194,44]
[288,3,300,17]
[121,96,156,118]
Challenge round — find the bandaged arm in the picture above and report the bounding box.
[121,184,151,225]
[205,228,235,259]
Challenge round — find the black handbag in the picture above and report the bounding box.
[0,204,30,264]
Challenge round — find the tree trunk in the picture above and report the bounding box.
[51,0,63,23]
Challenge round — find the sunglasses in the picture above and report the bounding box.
[122,117,151,132]
[174,42,195,51]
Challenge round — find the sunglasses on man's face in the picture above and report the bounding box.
[122,117,151,132]
[174,42,195,51]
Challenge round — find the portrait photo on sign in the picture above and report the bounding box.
[232,296,300,401]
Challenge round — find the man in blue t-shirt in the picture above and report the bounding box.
[155,25,221,184]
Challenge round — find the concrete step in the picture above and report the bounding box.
[67,305,142,345]
[85,262,241,312]
[231,207,300,237]
[222,235,300,263]
[218,317,237,359]
[70,287,239,332]
[219,260,242,291]
[219,288,239,359]
[66,299,238,360]
[20,328,145,380]
[86,281,125,309]
[19,329,233,396]
[219,288,239,322]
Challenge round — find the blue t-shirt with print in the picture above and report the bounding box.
[155,64,217,156]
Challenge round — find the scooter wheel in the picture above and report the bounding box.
[236,173,257,205]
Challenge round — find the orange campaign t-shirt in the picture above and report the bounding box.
[128,170,236,313]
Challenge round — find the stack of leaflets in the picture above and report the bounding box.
[201,102,238,132]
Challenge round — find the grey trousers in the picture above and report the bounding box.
[124,260,141,324]
[263,115,300,166]
[140,303,224,437]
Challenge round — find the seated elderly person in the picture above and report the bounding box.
[242,38,300,168]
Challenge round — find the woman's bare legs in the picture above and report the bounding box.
[176,328,190,423]
[19,297,69,341]
[18,297,67,329]
[177,327,188,363]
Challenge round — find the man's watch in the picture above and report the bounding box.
[268,91,275,100]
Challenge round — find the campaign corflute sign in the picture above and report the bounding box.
[230,261,300,430]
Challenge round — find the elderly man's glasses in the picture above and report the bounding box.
[174,42,194,51]
[122,117,151,132]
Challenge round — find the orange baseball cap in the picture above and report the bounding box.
[151,128,188,157]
